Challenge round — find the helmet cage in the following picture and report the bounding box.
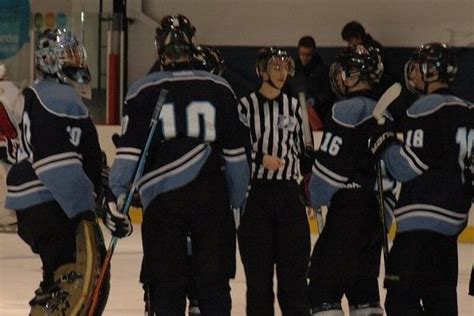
[193,45,225,76]
[155,15,196,64]
[36,29,90,85]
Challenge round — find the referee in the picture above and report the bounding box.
[237,47,312,316]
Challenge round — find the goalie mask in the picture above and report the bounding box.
[404,42,457,95]
[329,45,383,98]
[155,15,197,66]
[36,29,92,98]
[193,45,225,76]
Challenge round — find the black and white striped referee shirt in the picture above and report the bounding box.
[238,91,304,181]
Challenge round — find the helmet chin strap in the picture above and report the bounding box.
[264,76,281,91]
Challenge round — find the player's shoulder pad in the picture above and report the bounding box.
[332,96,377,128]
[30,79,88,119]
[126,69,235,101]
[408,93,471,118]
[192,69,234,91]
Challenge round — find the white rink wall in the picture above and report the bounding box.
[72,0,474,86]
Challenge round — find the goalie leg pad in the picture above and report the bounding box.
[30,219,109,316]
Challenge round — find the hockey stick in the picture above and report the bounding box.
[298,92,324,233]
[372,83,402,270]
[88,89,168,316]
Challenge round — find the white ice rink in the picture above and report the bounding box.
[1,224,473,315]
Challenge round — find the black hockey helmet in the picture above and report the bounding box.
[329,44,383,97]
[404,42,457,94]
[155,14,196,63]
[193,45,225,76]
[256,47,295,78]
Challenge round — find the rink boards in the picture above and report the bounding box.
[97,125,474,243]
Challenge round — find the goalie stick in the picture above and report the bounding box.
[88,89,169,316]
[371,83,402,276]
[298,91,324,233]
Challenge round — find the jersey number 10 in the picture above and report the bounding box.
[160,101,216,142]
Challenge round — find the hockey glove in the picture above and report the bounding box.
[0,136,18,165]
[95,152,110,219]
[300,148,316,176]
[369,118,399,158]
[369,131,399,159]
[298,174,312,207]
[103,188,133,238]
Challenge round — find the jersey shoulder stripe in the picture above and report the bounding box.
[29,79,88,119]
[407,93,470,118]
[126,69,235,101]
[332,96,376,128]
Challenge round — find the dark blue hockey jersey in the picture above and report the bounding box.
[5,79,103,218]
[109,68,250,210]
[309,94,382,208]
[381,91,473,236]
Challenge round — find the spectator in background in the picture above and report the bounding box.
[341,21,417,130]
[341,21,385,62]
[286,35,334,128]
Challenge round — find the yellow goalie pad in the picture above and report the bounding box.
[30,219,109,316]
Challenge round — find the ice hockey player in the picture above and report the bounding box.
[369,42,473,315]
[104,15,250,315]
[307,45,386,316]
[5,28,109,315]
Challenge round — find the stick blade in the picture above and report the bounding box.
[373,83,402,123]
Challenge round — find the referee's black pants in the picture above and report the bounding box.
[238,180,311,316]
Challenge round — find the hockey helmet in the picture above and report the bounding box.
[36,29,91,86]
[155,14,196,64]
[404,42,457,94]
[193,45,225,76]
[256,47,295,78]
[329,44,383,97]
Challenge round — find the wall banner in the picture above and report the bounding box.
[0,0,31,59]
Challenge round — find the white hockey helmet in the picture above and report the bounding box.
[35,28,91,86]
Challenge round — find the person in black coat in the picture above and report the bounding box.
[286,36,334,123]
